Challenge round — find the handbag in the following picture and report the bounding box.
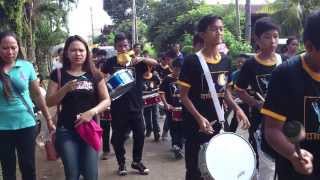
[45,68,62,161]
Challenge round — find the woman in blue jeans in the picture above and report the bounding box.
[0,31,54,180]
[46,35,110,180]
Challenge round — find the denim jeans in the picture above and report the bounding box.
[0,126,37,180]
[143,105,160,134]
[55,127,99,180]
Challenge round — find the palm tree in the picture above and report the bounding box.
[260,0,320,36]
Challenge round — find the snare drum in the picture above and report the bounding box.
[171,107,182,122]
[107,69,135,101]
[198,133,256,180]
[143,93,161,108]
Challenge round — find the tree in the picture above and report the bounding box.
[103,0,150,24]
[260,0,320,37]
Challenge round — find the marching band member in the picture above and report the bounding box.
[178,15,250,180]
[101,33,157,176]
[262,11,320,180]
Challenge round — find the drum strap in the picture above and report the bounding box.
[196,51,225,124]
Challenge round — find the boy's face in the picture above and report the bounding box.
[115,39,130,54]
[256,29,279,53]
[288,39,299,53]
[201,19,224,47]
[305,41,320,63]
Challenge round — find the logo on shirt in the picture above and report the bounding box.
[200,71,229,99]
[256,74,271,96]
[304,96,320,141]
[76,80,94,91]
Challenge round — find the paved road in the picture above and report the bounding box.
[36,117,185,180]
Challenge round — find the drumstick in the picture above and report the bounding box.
[256,92,265,102]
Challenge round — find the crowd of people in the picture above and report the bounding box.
[0,10,320,180]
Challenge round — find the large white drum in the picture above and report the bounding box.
[199,133,256,180]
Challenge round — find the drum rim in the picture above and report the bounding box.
[205,132,257,180]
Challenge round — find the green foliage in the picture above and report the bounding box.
[114,19,148,44]
[143,42,157,58]
[260,0,320,37]
[1,0,24,36]
[224,29,252,58]
[103,0,150,24]
[148,3,246,52]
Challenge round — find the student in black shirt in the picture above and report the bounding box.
[154,51,174,81]
[178,15,250,180]
[159,58,184,159]
[261,11,320,180]
[101,33,158,176]
[235,17,281,175]
[142,50,161,141]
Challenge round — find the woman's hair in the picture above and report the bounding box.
[0,31,21,100]
[62,35,103,82]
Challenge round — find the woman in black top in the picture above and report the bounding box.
[46,35,110,180]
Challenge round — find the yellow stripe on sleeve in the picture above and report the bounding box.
[261,108,287,122]
[177,80,191,88]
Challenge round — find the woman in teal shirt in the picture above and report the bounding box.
[0,31,54,180]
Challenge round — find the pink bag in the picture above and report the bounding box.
[75,120,103,151]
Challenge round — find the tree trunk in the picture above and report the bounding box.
[245,0,251,43]
[235,0,241,40]
[35,46,50,79]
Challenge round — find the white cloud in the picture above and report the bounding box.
[67,0,112,41]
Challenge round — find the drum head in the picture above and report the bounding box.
[205,133,256,180]
[110,82,134,101]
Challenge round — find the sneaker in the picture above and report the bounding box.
[161,131,168,141]
[131,162,149,175]
[118,164,128,176]
[145,130,151,137]
[154,133,160,142]
[173,145,183,160]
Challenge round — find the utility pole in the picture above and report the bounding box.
[90,6,94,43]
[132,0,138,45]
[235,0,241,40]
[245,0,252,43]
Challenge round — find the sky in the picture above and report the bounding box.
[68,0,112,41]
[68,0,276,41]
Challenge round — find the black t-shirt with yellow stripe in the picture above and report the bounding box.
[159,74,181,107]
[236,55,277,98]
[178,53,231,138]
[261,55,320,179]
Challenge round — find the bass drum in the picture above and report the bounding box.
[199,133,256,180]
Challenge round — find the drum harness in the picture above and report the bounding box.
[196,51,226,180]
